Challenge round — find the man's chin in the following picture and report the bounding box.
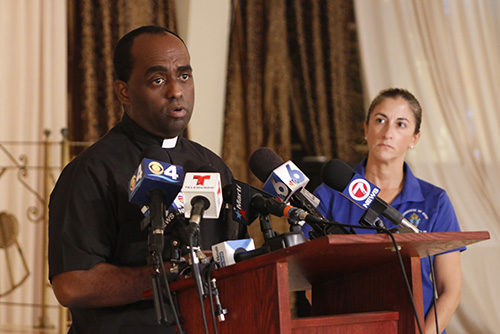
[159,124,188,139]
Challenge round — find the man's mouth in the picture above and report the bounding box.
[168,106,186,118]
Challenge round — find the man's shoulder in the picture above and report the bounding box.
[179,137,218,156]
[179,138,228,165]
[63,124,135,172]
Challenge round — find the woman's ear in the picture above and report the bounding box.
[410,132,421,148]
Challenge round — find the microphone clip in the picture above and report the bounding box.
[359,207,388,232]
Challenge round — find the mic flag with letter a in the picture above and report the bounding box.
[322,159,419,233]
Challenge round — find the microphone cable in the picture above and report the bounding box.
[189,233,210,334]
[205,260,221,334]
[428,255,440,334]
[155,251,185,333]
[147,222,184,332]
[323,221,424,334]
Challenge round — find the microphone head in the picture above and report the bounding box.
[321,159,356,192]
[211,239,255,267]
[248,147,284,182]
[224,180,269,225]
[222,184,233,203]
[128,147,183,206]
[191,195,211,210]
[250,147,309,202]
[182,171,223,219]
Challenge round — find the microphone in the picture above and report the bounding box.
[248,148,328,218]
[322,159,420,233]
[141,190,185,232]
[249,147,309,203]
[211,239,256,267]
[223,180,326,226]
[249,147,350,236]
[128,146,185,251]
[164,192,185,231]
[182,167,223,235]
[222,179,270,226]
[251,193,326,225]
[129,147,184,208]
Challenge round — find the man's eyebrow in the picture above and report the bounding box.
[144,65,192,76]
[145,65,168,76]
[178,65,193,73]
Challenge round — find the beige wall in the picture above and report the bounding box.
[175,0,231,156]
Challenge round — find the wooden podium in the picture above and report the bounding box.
[169,231,489,334]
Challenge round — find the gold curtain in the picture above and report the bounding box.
[68,0,177,144]
[223,0,365,244]
[223,0,365,185]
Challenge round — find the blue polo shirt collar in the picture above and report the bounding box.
[354,159,425,206]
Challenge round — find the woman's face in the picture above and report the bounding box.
[364,97,420,163]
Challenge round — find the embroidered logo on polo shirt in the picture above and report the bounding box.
[402,208,429,228]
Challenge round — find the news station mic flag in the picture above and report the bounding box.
[129,158,184,208]
[248,147,350,236]
[322,159,420,233]
[182,171,223,221]
[128,154,184,252]
[248,148,310,203]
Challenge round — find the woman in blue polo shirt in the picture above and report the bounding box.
[304,88,463,334]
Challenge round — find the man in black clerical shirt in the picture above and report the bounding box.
[48,26,245,334]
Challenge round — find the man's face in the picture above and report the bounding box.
[115,33,194,138]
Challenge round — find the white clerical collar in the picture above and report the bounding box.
[161,137,178,148]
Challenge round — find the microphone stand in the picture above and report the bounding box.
[150,249,169,325]
[287,217,303,233]
[144,191,184,332]
[359,206,417,233]
[235,214,306,263]
[188,224,210,334]
[147,232,184,330]
[259,214,277,242]
[359,207,388,231]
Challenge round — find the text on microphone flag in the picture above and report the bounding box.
[128,158,184,206]
[262,160,309,202]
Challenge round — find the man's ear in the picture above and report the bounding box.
[114,80,130,105]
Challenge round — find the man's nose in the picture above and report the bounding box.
[166,80,182,99]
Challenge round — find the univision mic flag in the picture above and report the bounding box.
[211,239,255,267]
[341,173,380,209]
[128,158,184,207]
